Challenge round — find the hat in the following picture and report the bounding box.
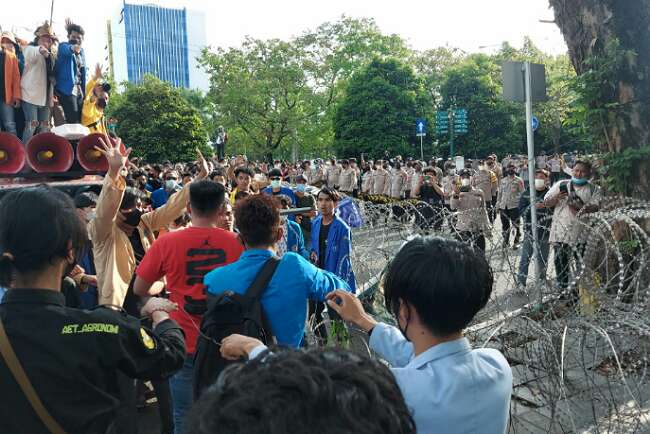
[34,22,58,41]
[296,174,308,183]
[1,31,16,44]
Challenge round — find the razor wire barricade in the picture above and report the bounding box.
[314,194,650,434]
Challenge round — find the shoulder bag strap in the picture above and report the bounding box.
[244,256,281,342]
[0,318,67,434]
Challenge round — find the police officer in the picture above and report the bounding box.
[0,186,185,434]
[496,164,525,249]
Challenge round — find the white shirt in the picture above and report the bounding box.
[21,46,49,106]
[545,180,601,244]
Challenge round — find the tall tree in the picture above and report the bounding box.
[549,0,650,197]
[109,75,210,162]
[199,16,410,159]
[334,58,428,158]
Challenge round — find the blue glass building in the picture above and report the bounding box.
[110,2,209,91]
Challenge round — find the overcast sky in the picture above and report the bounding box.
[2,0,567,72]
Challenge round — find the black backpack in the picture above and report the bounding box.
[192,256,279,400]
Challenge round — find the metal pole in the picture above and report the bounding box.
[524,62,540,284]
[420,135,424,161]
[449,109,455,157]
[50,0,55,26]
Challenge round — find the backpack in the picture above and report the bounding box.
[192,256,280,400]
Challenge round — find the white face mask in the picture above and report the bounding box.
[534,179,546,190]
[270,180,281,189]
[165,180,177,190]
[86,210,96,221]
[461,178,471,187]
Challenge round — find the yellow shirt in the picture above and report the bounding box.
[81,78,107,134]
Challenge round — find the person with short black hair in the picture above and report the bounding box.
[187,346,415,434]
[54,19,86,124]
[413,166,444,232]
[497,164,525,249]
[0,185,185,434]
[544,160,601,294]
[204,194,350,349]
[230,166,255,203]
[294,174,317,246]
[326,237,512,434]
[262,168,296,205]
[134,180,244,433]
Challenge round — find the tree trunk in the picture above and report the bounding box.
[549,0,650,198]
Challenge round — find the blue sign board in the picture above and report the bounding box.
[532,116,539,131]
[416,118,427,136]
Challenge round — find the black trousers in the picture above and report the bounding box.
[56,91,83,124]
[500,208,521,245]
[214,142,225,160]
[488,196,497,224]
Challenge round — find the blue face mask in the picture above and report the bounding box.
[296,184,306,193]
[571,177,588,186]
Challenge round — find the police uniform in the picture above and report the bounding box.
[0,289,185,434]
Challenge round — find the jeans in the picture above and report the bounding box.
[517,231,550,285]
[0,103,17,136]
[56,91,83,124]
[170,355,194,434]
[21,101,50,143]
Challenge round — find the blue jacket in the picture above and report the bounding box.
[262,187,296,206]
[311,215,356,292]
[204,249,350,347]
[286,219,309,259]
[151,188,169,209]
[54,42,87,96]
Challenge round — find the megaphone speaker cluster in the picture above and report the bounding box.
[0,132,125,176]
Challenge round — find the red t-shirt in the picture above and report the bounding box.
[136,227,244,354]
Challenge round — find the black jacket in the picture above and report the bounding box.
[0,289,185,434]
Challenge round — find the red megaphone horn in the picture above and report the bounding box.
[77,133,126,172]
[0,132,26,174]
[25,133,74,173]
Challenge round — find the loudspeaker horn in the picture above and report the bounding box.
[25,132,74,173]
[0,132,26,174]
[77,133,125,172]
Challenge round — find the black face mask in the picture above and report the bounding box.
[507,169,516,176]
[123,209,143,227]
[69,37,81,46]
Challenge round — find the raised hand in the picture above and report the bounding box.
[196,148,210,180]
[94,133,132,178]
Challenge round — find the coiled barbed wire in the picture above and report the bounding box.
[318,195,650,434]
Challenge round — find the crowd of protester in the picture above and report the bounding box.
[1,19,111,142]
[0,17,604,434]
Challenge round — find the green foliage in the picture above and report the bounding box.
[334,58,430,158]
[600,146,650,194]
[565,39,632,149]
[199,16,411,160]
[109,75,211,163]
